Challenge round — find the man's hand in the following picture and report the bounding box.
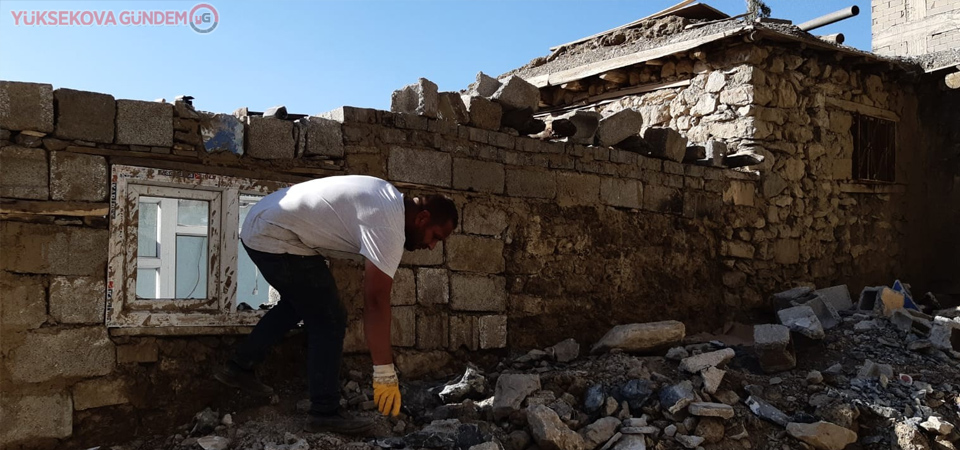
[373,363,401,416]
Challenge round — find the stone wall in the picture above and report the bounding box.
[871,0,960,57]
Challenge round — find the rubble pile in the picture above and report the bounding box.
[111,284,958,450]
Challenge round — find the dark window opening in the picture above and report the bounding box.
[852,114,896,182]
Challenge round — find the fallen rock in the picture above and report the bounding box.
[619,379,654,412]
[558,110,602,144]
[473,72,502,98]
[438,92,470,125]
[492,76,540,111]
[695,417,725,444]
[679,348,735,373]
[462,95,502,131]
[597,108,643,147]
[754,324,796,372]
[610,434,646,450]
[675,434,704,449]
[919,416,955,435]
[894,420,932,450]
[527,404,586,450]
[746,395,790,426]
[778,305,825,339]
[493,374,541,419]
[786,421,857,450]
[197,436,230,450]
[546,338,580,363]
[439,366,488,403]
[857,359,894,380]
[391,78,439,118]
[641,127,686,162]
[688,402,734,420]
[591,321,685,354]
[701,366,725,395]
[659,381,695,414]
[579,416,621,450]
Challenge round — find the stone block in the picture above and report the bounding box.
[559,110,601,143]
[754,324,796,372]
[556,172,600,207]
[591,321,685,354]
[462,203,508,236]
[479,315,508,349]
[778,305,825,339]
[438,92,469,125]
[116,340,159,364]
[0,393,72,443]
[49,276,105,324]
[505,168,556,199]
[391,305,416,347]
[805,296,841,330]
[772,239,800,264]
[491,76,540,111]
[597,108,643,147]
[0,146,49,200]
[49,151,107,201]
[643,185,683,215]
[388,146,451,187]
[115,100,173,147]
[600,178,642,209]
[1,222,108,276]
[73,378,129,410]
[8,326,115,382]
[391,78,439,118]
[679,348,735,373]
[299,116,344,157]
[446,235,504,274]
[449,315,479,351]
[473,72,502,98]
[391,268,416,306]
[400,242,444,266]
[723,181,756,206]
[688,402,735,419]
[642,127,686,162]
[200,113,244,154]
[450,274,506,312]
[53,88,115,142]
[416,312,449,350]
[453,158,504,194]
[786,422,857,450]
[0,272,46,330]
[494,373,541,418]
[417,267,449,305]
[461,96,502,131]
[0,81,54,132]
[246,116,296,159]
[814,285,853,311]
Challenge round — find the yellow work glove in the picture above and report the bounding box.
[373,363,401,416]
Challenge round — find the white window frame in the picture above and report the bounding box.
[107,165,290,328]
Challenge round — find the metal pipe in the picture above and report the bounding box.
[817,33,845,45]
[797,6,859,32]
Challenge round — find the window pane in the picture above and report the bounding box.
[136,268,158,299]
[176,235,208,299]
[137,201,159,258]
[178,199,209,227]
[237,194,272,309]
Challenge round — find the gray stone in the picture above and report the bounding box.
[200,113,244,154]
[688,402,734,419]
[641,127,686,162]
[746,395,790,426]
[701,366,725,394]
[453,158,505,194]
[8,326,115,382]
[0,81,54,132]
[919,416,954,435]
[73,378,129,410]
[461,95,502,131]
[298,116,343,158]
[546,338,580,363]
[474,72,502,98]
[929,319,960,352]
[786,421,857,450]
[527,405,585,450]
[416,268,449,305]
[890,309,932,334]
[591,321,685,354]
[1,222,107,276]
[683,145,705,163]
[0,393,72,443]
[388,146,452,187]
[501,108,545,135]
[806,296,841,330]
[857,359,894,380]
[666,346,689,361]
[705,71,726,93]
[620,426,657,435]
[50,151,107,201]
[49,276,105,324]
[115,100,173,147]
[0,272,46,330]
[391,78,439,118]
[53,88,115,143]
[492,373,540,418]
[462,203,507,236]
[438,92,470,125]
[559,110,602,143]
[806,370,823,385]
[246,116,296,159]
[492,76,540,111]
[450,274,506,312]
[0,146,49,200]
[505,168,556,199]
[778,305,825,339]
[659,381,695,414]
[697,139,727,167]
[696,417,725,444]
[894,421,931,450]
[610,434,646,450]
[814,285,853,311]
[439,366,488,403]
[678,348,735,373]
[675,434,704,449]
[579,417,621,449]
[597,108,643,147]
[478,315,507,349]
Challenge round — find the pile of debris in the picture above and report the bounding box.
[112,283,958,450]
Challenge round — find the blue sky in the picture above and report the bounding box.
[1,1,872,115]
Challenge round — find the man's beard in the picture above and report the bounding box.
[404,228,424,251]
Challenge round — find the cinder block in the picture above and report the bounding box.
[391,78,439,119]
[450,274,506,312]
[449,315,479,351]
[462,95,502,131]
[479,315,508,349]
[53,88,115,142]
[50,151,107,201]
[0,146,49,200]
[388,146,451,187]
[391,268,416,306]
[1,222,108,276]
[416,267,449,305]
[0,81,54,132]
[8,327,115,382]
[115,100,173,147]
[391,306,416,348]
[505,168,556,199]
[73,378,129,410]
[754,324,795,373]
[453,158,505,194]
[417,312,449,350]
[299,116,344,158]
[557,172,601,206]
[0,271,47,330]
[116,340,159,364]
[446,235,504,274]
[462,203,508,236]
[49,276,105,324]
[246,116,296,159]
[0,393,72,443]
[600,178,642,209]
[814,285,853,311]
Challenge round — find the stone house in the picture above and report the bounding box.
[1,2,957,448]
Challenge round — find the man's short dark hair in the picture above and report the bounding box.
[420,195,458,229]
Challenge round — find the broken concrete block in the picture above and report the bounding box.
[754,324,796,373]
[579,416,620,450]
[778,305,825,339]
[701,366,725,394]
[546,338,580,363]
[745,396,790,426]
[641,127,686,162]
[491,76,540,111]
[391,78,439,119]
[439,366,488,404]
[0,81,54,132]
[597,108,643,147]
[786,421,857,450]
[558,110,602,144]
[473,72,502,98]
[806,296,841,330]
[890,309,932,334]
[461,95,502,131]
[492,373,540,419]
[858,286,905,316]
[53,88,115,143]
[688,402,735,420]
[929,318,960,352]
[678,348,735,373]
[200,113,244,154]
[297,116,343,158]
[772,286,815,308]
[591,321,685,354]
[659,380,695,414]
[814,285,853,312]
[438,92,470,125]
[527,405,585,450]
[675,434,704,449]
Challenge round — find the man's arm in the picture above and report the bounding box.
[363,260,394,365]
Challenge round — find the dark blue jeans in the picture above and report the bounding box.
[232,243,347,415]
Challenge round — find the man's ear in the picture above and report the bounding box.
[416,210,432,226]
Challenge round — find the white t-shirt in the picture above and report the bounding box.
[240,176,405,278]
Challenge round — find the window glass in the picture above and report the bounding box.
[136,268,158,298]
[237,194,271,309]
[178,199,209,227]
[137,201,159,258]
[175,235,208,299]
